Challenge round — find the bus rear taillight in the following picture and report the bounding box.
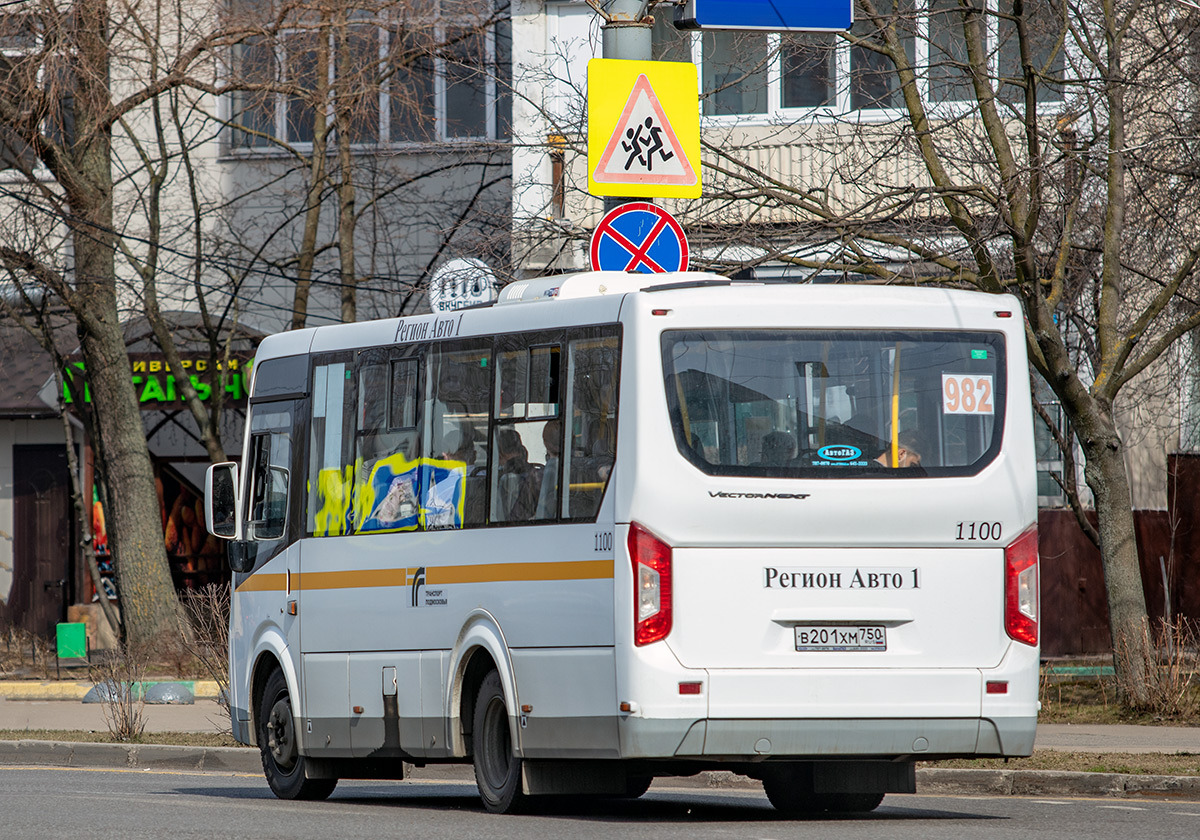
[629,523,672,646]
[1004,527,1039,647]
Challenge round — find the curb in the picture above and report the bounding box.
[0,681,222,701]
[916,767,1200,800]
[1,740,1199,801]
[0,739,262,774]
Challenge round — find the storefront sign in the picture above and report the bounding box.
[62,354,253,408]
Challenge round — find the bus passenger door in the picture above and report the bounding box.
[301,357,356,755]
[239,399,304,731]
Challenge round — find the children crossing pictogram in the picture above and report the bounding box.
[623,117,675,172]
[593,74,696,187]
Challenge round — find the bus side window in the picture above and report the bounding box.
[425,342,491,529]
[245,414,293,544]
[353,355,421,533]
[491,340,561,524]
[308,360,356,536]
[563,330,619,520]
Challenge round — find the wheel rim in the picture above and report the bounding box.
[479,695,511,790]
[266,695,298,773]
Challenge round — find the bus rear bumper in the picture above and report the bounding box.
[617,715,1036,760]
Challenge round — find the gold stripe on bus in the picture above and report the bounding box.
[237,560,613,593]
[294,568,412,590]
[235,573,287,593]
[427,559,613,585]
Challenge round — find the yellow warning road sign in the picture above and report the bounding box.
[587,59,701,199]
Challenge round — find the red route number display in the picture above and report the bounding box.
[942,374,994,415]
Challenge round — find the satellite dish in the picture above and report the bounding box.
[428,258,497,313]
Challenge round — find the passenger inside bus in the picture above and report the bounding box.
[873,430,927,472]
[535,420,561,520]
[495,427,542,521]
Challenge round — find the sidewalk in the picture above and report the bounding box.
[2,688,1200,801]
[1036,723,1200,754]
[0,694,228,734]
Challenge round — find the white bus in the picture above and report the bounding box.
[207,272,1039,815]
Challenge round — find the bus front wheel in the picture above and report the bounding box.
[258,668,337,801]
[472,670,528,814]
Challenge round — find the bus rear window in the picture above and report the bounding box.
[662,330,1006,478]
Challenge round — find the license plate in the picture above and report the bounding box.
[795,624,886,652]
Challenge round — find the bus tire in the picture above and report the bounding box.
[823,792,884,813]
[472,670,528,814]
[622,775,653,799]
[258,668,337,801]
[761,773,825,816]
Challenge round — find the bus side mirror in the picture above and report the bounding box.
[206,462,241,541]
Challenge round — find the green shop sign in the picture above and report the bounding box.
[63,354,254,408]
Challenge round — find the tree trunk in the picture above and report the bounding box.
[74,235,180,650]
[1075,408,1152,707]
[69,6,180,650]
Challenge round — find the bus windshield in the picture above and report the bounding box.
[662,329,1006,478]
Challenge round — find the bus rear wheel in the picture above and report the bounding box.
[472,670,528,814]
[762,766,884,815]
[621,775,653,799]
[763,777,885,815]
[258,668,337,801]
[823,792,885,813]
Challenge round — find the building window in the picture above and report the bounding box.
[229,0,511,149]
[653,0,1063,119]
[782,33,836,108]
[702,31,768,116]
[0,15,73,173]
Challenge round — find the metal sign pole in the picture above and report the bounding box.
[601,0,654,212]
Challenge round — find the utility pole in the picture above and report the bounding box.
[600,0,654,212]
[601,0,652,61]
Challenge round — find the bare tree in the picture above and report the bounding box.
[0,0,246,648]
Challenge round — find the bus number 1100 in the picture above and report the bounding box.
[955,521,1001,541]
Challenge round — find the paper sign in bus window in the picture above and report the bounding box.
[942,374,994,415]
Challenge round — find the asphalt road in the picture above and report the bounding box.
[3,765,1200,840]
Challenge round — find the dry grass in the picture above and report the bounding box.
[924,749,1200,776]
[88,644,149,741]
[0,728,244,747]
[0,628,55,679]
[179,584,231,719]
[1113,617,1200,718]
[1040,673,1200,725]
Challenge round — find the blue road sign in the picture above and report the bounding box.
[675,0,853,32]
[590,203,689,274]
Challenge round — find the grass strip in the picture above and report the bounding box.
[0,729,246,747]
[924,749,1200,776]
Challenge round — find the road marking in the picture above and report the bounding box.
[1032,800,1072,805]
[1097,805,1146,811]
[1168,811,1200,816]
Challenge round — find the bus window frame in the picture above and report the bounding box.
[307,351,358,537]
[559,325,622,524]
[661,327,1007,480]
[490,330,566,526]
[230,395,307,577]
